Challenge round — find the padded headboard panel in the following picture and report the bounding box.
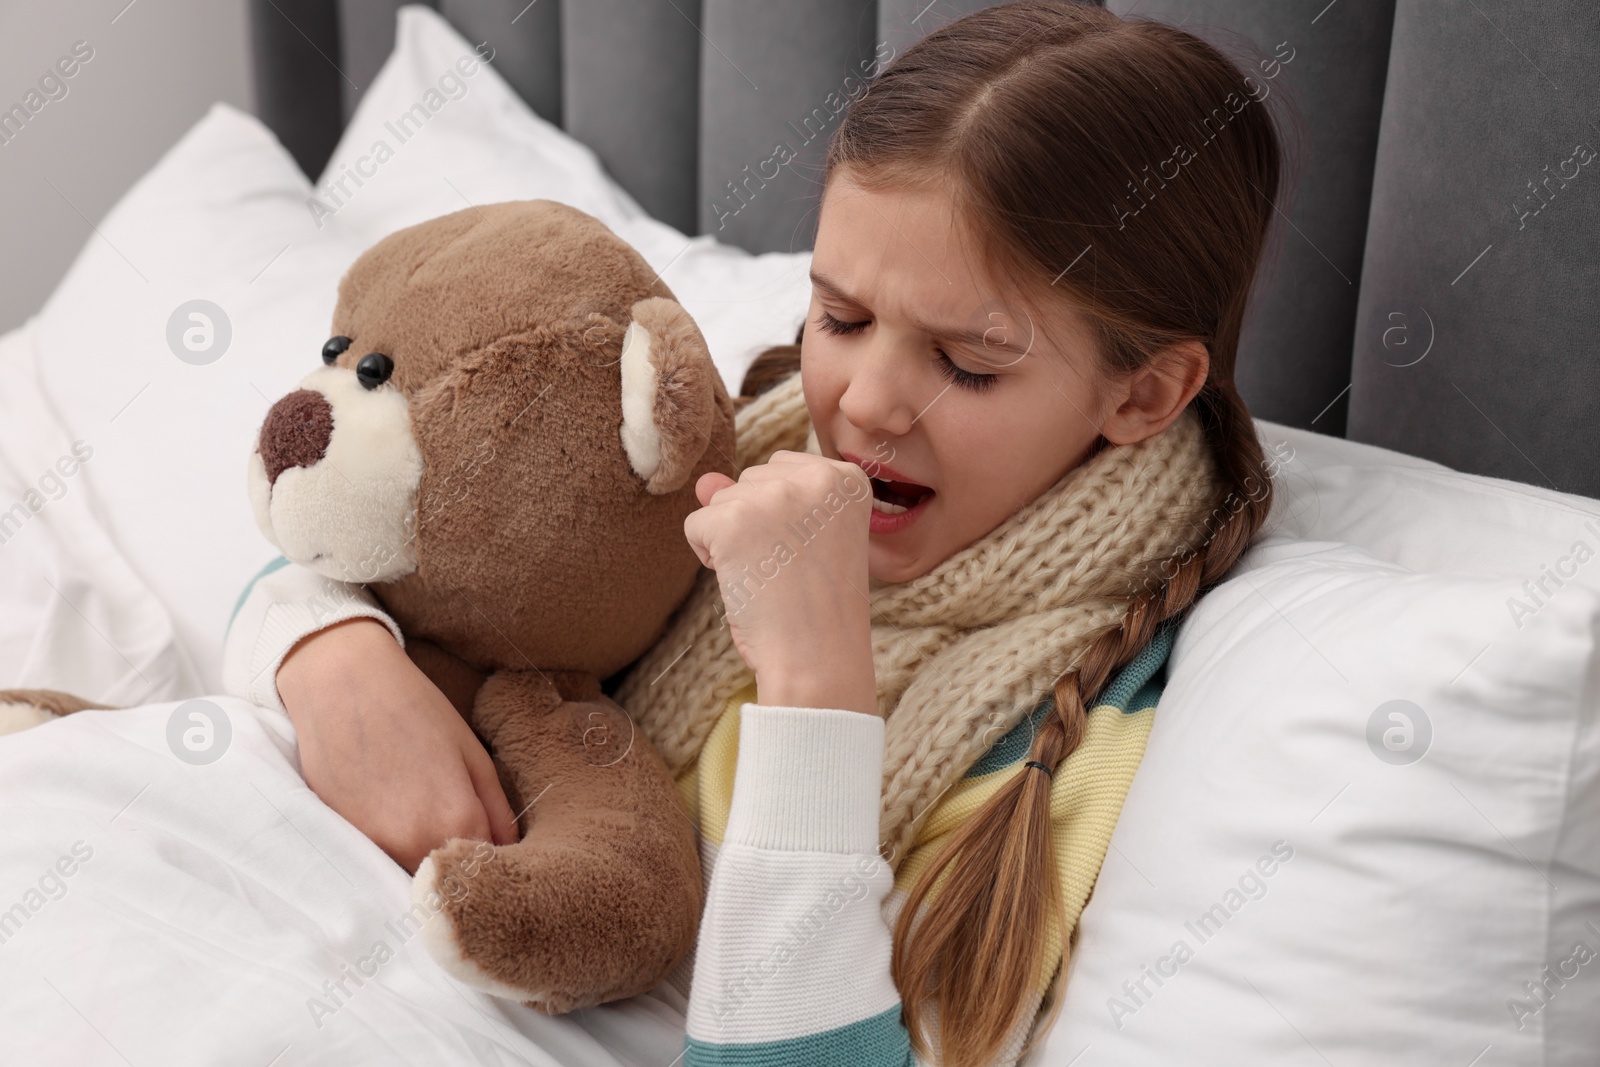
[247,0,1600,499]
[1107,0,1397,442]
[1349,0,1600,500]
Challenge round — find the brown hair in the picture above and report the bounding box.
[741,3,1294,1063]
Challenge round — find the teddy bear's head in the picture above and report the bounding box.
[248,200,735,677]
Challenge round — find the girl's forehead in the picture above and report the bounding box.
[816,179,992,298]
[815,174,1081,356]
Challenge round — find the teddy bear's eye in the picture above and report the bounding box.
[356,352,395,390]
[322,335,352,365]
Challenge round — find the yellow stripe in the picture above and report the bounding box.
[675,681,755,849]
[675,686,1155,993]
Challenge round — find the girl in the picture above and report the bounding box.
[225,3,1289,1064]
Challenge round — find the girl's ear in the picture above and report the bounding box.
[1099,338,1211,447]
[618,296,726,494]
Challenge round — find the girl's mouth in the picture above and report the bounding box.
[868,475,934,534]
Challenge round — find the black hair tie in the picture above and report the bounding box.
[1024,760,1054,778]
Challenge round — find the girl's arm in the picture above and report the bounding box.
[222,559,518,871]
[683,700,920,1066]
[679,455,945,1064]
[222,556,404,711]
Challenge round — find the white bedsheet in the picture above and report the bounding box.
[0,697,691,1066]
[0,317,198,707]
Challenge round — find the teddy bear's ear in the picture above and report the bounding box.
[618,296,724,494]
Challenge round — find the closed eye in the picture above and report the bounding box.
[935,351,999,393]
[813,309,999,393]
[814,309,868,336]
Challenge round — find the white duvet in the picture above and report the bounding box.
[0,698,690,1067]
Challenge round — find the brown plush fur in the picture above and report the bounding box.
[5,200,737,1015]
[428,667,706,1013]
[335,201,736,675]
[319,199,735,1011]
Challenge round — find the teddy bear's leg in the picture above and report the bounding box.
[411,668,701,1014]
[0,688,114,736]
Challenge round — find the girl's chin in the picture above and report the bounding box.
[867,537,937,587]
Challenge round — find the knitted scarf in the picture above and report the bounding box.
[616,371,1224,869]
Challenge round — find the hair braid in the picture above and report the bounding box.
[889,381,1273,1064]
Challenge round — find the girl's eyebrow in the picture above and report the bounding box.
[809,269,1029,354]
[808,269,866,307]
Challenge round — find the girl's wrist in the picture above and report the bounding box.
[756,655,877,717]
[277,617,395,717]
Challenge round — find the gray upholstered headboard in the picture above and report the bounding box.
[248,0,1600,499]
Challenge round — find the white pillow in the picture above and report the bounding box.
[1045,539,1600,1066]
[312,4,811,391]
[33,103,363,697]
[1254,417,1600,588]
[0,320,197,705]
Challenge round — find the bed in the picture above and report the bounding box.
[0,1,1596,1064]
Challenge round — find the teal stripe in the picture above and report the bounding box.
[1094,616,1177,711]
[1125,673,1164,716]
[227,555,290,635]
[963,615,1178,779]
[685,1005,913,1066]
[967,699,1053,778]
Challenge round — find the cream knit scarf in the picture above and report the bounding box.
[617,371,1224,868]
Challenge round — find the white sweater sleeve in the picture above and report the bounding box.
[221,556,404,712]
[683,702,920,1065]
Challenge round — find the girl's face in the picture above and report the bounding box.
[802,169,1116,584]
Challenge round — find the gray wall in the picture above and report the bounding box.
[0,0,252,334]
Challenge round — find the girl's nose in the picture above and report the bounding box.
[837,340,920,439]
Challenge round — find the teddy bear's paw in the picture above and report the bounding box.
[0,700,57,736]
[412,849,561,1009]
[0,688,114,736]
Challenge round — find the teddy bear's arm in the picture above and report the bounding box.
[222,556,404,713]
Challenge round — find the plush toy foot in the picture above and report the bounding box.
[0,688,112,736]
[408,676,701,1015]
[411,846,561,1008]
[0,701,56,736]
[410,816,700,1016]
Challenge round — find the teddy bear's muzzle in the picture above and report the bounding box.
[258,389,333,484]
[247,364,425,584]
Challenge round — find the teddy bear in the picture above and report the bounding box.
[0,198,737,1014]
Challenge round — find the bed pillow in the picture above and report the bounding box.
[1254,416,1600,588]
[313,3,812,391]
[1044,539,1600,1066]
[0,320,199,706]
[31,103,363,697]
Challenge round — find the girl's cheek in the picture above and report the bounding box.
[800,340,845,429]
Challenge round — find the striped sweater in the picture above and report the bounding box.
[223,558,1173,1066]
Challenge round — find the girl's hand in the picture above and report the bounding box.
[684,450,878,716]
[275,618,519,873]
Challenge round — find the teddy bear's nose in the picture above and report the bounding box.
[259,389,334,485]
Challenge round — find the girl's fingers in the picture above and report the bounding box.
[687,452,865,571]
[682,509,715,568]
[758,449,824,472]
[739,453,833,484]
[463,743,520,846]
[695,470,737,507]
